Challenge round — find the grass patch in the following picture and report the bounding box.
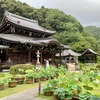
[0,72,11,79]
[37,94,55,100]
[0,73,5,78]
[0,83,37,98]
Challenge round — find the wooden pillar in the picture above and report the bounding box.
[95,55,97,63]
[60,50,61,65]
[28,50,31,62]
[40,51,42,65]
[52,52,54,65]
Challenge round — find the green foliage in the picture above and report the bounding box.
[84,26,100,38]
[96,64,100,70]
[7,78,17,83]
[10,64,34,75]
[0,79,6,84]
[84,26,100,53]
[79,92,92,100]
[0,0,36,22]
[0,73,5,78]
[25,68,35,78]
[54,32,85,46]
[54,88,69,100]
[32,71,41,78]
[43,83,54,92]
[79,63,85,69]
[72,41,91,53]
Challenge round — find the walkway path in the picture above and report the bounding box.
[0,87,45,100]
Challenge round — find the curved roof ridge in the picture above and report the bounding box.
[5,11,37,24]
[82,48,100,55]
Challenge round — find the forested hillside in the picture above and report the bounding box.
[0,0,99,53]
[84,26,100,39]
[84,26,100,53]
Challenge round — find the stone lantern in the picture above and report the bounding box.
[36,50,40,64]
[36,50,41,70]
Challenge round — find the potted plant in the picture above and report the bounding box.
[0,80,5,90]
[54,88,73,100]
[15,75,25,84]
[8,78,17,88]
[46,66,58,79]
[25,69,34,84]
[33,71,41,83]
[39,67,47,81]
[43,84,54,96]
[25,75,34,84]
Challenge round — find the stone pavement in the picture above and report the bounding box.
[0,87,45,100]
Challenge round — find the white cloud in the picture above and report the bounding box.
[19,0,100,27]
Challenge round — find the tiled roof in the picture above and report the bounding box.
[82,48,100,55]
[56,49,81,57]
[0,11,56,35]
[0,34,61,46]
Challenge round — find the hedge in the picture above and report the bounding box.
[10,64,35,75]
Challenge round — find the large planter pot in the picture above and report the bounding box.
[41,77,47,81]
[26,79,33,84]
[72,96,79,100]
[55,95,61,100]
[64,98,72,100]
[44,91,53,96]
[26,77,34,84]
[15,77,25,84]
[0,83,4,90]
[64,97,72,100]
[34,78,40,83]
[8,82,17,88]
[11,77,25,84]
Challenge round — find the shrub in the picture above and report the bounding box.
[96,64,100,70]
[10,64,35,75]
[96,64,100,68]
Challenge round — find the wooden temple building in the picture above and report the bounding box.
[56,46,81,70]
[56,47,81,64]
[0,11,64,70]
[81,49,100,64]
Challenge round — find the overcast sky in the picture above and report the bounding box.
[19,0,100,27]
